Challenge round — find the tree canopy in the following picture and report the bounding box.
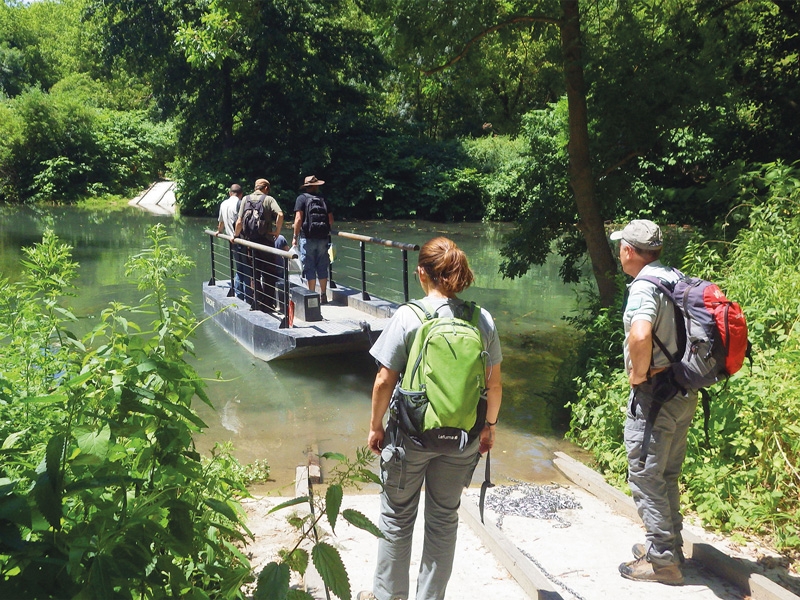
[0,0,797,294]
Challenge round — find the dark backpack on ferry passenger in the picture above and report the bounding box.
[301,194,330,239]
[389,300,489,452]
[241,194,272,242]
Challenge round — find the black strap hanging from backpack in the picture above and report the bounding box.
[637,298,687,467]
[479,450,494,524]
[638,395,665,468]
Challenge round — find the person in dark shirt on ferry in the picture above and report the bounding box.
[292,175,333,303]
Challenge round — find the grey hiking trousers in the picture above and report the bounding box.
[625,382,698,567]
[373,429,481,600]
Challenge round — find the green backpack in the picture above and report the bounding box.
[390,300,489,451]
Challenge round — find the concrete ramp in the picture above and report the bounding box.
[129,181,177,216]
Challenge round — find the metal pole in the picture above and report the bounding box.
[227,242,235,297]
[279,257,290,329]
[402,249,410,302]
[248,250,256,310]
[208,235,216,286]
[328,236,337,289]
[360,241,371,301]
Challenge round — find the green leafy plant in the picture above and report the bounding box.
[0,224,254,598]
[254,448,382,600]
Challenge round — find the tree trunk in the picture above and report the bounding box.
[561,0,618,307]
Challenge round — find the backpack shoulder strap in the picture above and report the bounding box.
[636,274,676,300]
[243,194,263,209]
[459,301,481,325]
[634,275,682,364]
[406,300,434,322]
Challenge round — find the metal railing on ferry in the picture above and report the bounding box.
[328,230,420,304]
[203,230,296,327]
[203,229,419,325]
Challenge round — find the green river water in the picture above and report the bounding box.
[0,205,589,490]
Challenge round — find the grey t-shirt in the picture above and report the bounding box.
[623,261,680,373]
[218,195,240,237]
[369,296,502,372]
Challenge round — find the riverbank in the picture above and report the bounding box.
[240,453,800,600]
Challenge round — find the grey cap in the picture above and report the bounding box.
[610,219,663,250]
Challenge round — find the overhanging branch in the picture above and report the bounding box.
[596,150,646,182]
[422,15,561,76]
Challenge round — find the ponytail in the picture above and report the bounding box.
[418,237,475,296]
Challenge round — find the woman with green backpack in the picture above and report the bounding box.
[360,237,503,600]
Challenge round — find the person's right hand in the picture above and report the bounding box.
[367,426,385,455]
[478,424,495,455]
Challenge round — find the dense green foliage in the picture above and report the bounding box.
[2,0,795,242]
[0,0,173,203]
[0,225,382,597]
[0,225,255,597]
[313,0,794,308]
[567,163,800,555]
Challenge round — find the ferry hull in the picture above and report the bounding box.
[202,281,396,361]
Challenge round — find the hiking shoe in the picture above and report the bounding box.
[320,295,328,305]
[633,542,685,564]
[619,556,684,585]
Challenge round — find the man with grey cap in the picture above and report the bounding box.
[610,219,697,586]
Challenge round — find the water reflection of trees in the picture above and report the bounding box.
[0,208,583,438]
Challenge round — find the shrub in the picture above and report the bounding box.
[0,225,253,597]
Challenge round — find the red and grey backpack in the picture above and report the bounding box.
[639,271,749,389]
[639,270,751,444]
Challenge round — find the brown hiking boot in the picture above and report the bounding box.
[633,542,685,564]
[619,556,684,585]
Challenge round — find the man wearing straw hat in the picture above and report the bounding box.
[292,175,333,303]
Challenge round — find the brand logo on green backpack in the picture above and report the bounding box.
[390,300,488,451]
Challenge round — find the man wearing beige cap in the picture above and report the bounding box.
[610,219,697,586]
[234,179,284,311]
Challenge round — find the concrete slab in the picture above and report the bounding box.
[129,181,177,216]
[241,452,800,600]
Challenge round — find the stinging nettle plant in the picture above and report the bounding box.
[255,448,383,600]
[0,224,384,599]
[0,225,254,598]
